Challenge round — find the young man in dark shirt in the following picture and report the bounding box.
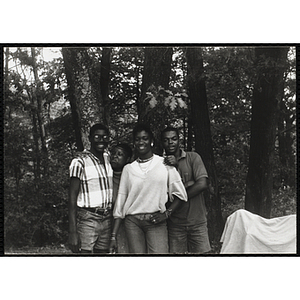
[162,127,211,254]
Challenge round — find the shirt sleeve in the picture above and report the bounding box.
[190,153,208,181]
[167,166,188,202]
[113,165,130,219]
[69,158,84,179]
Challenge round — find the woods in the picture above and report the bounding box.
[4,46,296,252]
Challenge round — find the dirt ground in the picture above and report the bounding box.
[5,244,220,255]
[5,244,74,255]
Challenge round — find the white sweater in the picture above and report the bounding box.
[113,155,187,219]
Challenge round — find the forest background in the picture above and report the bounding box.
[3,46,297,254]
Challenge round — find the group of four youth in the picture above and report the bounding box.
[68,123,211,254]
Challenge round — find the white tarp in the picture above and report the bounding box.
[220,209,296,254]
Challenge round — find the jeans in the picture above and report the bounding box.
[116,220,129,254]
[77,208,112,252]
[168,220,211,254]
[124,215,168,254]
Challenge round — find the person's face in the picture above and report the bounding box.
[134,130,152,156]
[110,147,129,172]
[162,131,179,155]
[89,129,109,154]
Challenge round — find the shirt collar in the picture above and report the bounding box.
[178,149,186,160]
[113,170,122,177]
[84,149,109,161]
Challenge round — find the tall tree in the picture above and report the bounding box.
[14,48,42,182]
[31,48,49,176]
[80,48,102,123]
[186,47,224,242]
[245,47,289,218]
[80,47,112,126]
[139,47,173,153]
[62,48,84,151]
[139,47,173,119]
[100,47,112,126]
[4,47,9,109]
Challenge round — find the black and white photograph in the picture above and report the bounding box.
[3,45,297,256]
[1,2,299,299]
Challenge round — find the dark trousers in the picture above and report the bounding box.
[168,220,211,254]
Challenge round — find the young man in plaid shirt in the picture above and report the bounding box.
[68,124,113,254]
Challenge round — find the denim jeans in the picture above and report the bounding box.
[168,220,211,254]
[116,220,129,254]
[124,215,168,254]
[77,208,112,252]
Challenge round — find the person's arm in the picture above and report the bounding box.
[186,153,209,199]
[150,164,188,224]
[109,167,129,253]
[185,177,208,199]
[150,195,182,224]
[68,177,81,253]
[109,218,122,253]
[164,154,208,199]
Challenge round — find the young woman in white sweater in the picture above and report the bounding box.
[109,124,187,254]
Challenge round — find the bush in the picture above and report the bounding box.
[4,157,70,249]
[271,185,296,218]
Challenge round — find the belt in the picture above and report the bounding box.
[79,206,111,216]
[130,211,159,221]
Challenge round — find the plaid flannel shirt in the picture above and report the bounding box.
[69,149,113,209]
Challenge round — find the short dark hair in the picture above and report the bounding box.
[89,123,109,137]
[115,143,133,159]
[132,123,154,141]
[161,126,179,141]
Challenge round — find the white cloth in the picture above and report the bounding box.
[220,209,296,254]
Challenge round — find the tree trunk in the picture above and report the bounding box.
[80,47,111,127]
[183,116,187,149]
[139,47,173,121]
[245,47,289,218]
[31,48,48,176]
[100,47,112,126]
[186,47,224,243]
[28,91,41,182]
[17,50,41,184]
[187,118,193,151]
[4,47,9,110]
[62,48,84,151]
[135,65,140,106]
[139,47,173,153]
[80,48,103,121]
